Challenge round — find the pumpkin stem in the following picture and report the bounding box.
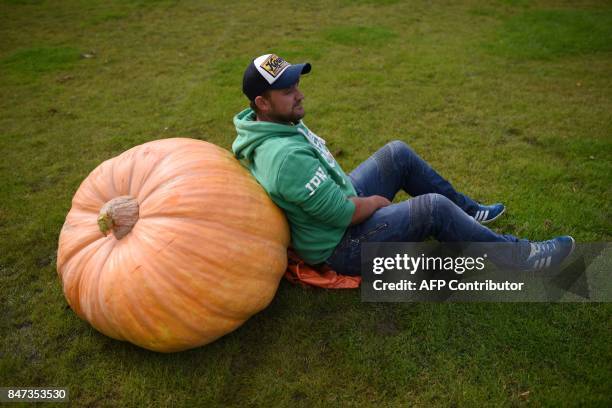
[97,196,139,240]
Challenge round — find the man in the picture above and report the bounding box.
[232,54,574,276]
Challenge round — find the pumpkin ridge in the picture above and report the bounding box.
[108,146,139,197]
[75,237,116,333]
[104,234,173,344]
[137,176,272,215]
[91,238,122,339]
[126,224,243,319]
[114,233,243,347]
[106,268,154,344]
[130,219,275,319]
[122,143,163,199]
[100,158,121,200]
[136,214,287,247]
[136,164,249,210]
[60,235,109,318]
[75,167,110,210]
[134,141,210,205]
[145,216,289,276]
[126,149,136,197]
[58,220,106,268]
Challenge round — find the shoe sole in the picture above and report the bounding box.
[479,206,505,224]
[552,236,576,269]
[567,236,576,258]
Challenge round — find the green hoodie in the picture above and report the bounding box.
[232,108,356,264]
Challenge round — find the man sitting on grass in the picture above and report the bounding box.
[232,54,575,276]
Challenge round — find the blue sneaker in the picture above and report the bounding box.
[473,203,505,224]
[522,236,576,271]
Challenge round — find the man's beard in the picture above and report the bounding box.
[269,106,305,124]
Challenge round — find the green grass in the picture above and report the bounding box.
[1,0,611,406]
[1,46,81,74]
[489,9,612,59]
[324,25,398,46]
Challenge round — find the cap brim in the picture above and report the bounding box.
[270,63,311,89]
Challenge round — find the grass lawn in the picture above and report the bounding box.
[1,0,611,406]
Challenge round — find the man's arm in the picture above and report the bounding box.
[277,149,357,228]
[349,195,391,225]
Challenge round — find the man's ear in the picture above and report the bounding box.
[254,95,270,113]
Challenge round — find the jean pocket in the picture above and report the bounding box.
[349,222,389,248]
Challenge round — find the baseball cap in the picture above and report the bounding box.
[242,54,311,101]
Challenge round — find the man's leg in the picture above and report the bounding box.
[349,140,480,215]
[325,193,526,276]
[329,141,572,275]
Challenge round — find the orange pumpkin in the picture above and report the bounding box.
[57,138,290,352]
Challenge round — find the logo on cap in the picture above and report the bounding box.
[260,54,289,78]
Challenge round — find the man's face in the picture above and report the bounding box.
[258,82,305,124]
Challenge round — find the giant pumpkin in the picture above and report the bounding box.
[57,138,290,352]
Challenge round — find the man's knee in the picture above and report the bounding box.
[425,193,455,212]
[387,140,417,161]
[409,193,441,218]
[387,139,412,152]
[426,193,463,221]
[411,194,456,235]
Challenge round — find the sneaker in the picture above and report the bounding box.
[522,235,576,271]
[473,203,505,224]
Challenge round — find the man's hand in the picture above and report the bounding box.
[349,195,391,225]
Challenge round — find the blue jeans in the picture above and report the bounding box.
[324,141,528,276]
